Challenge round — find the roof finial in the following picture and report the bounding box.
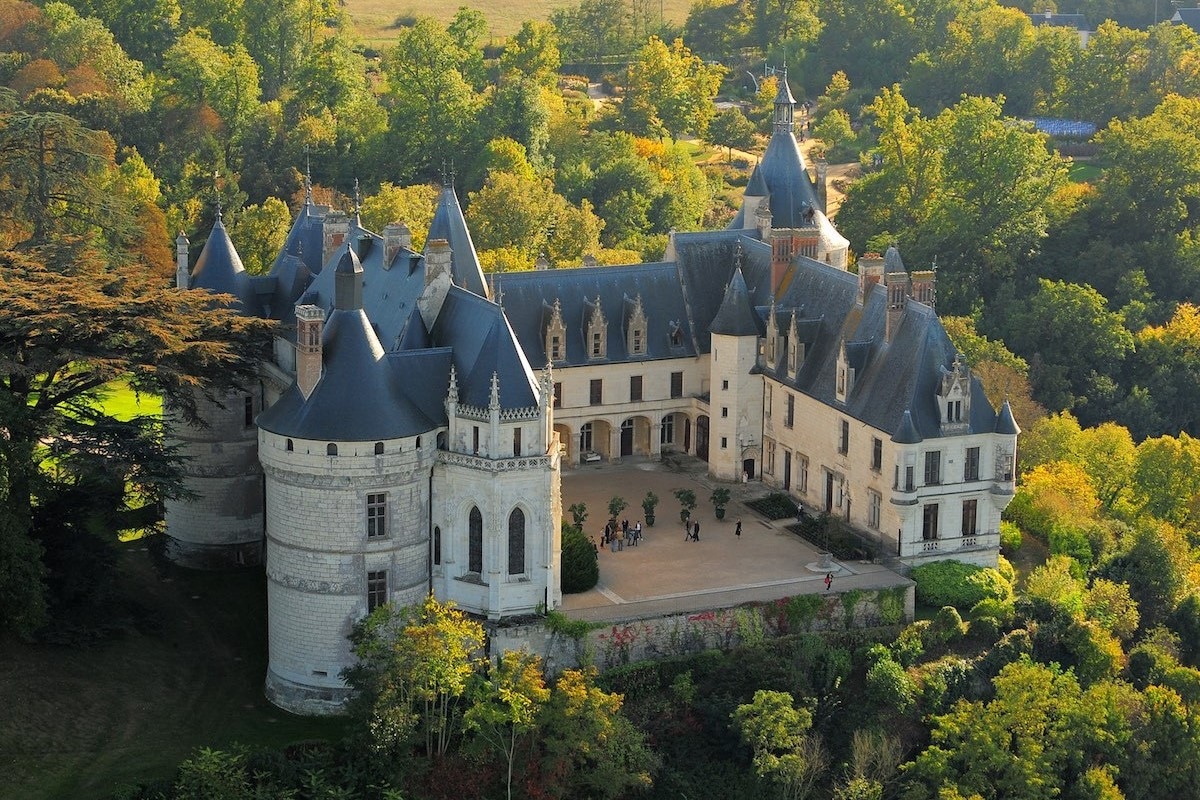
[448,159,456,187]
[213,170,223,222]
[303,146,312,204]
[734,239,744,270]
[353,178,361,215]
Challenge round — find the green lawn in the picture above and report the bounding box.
[1068,160,1105,184]
[97,380,161,421]
[0,548,344,800]
[343,0,694,44]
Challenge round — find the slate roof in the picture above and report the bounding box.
[427,185,489,300]
[995,400,1020,435]
[710,266,765,337]
[892,410,922,444]
[745,164,768,196]
[1173,7,1200,29]
[431,287,539,410]
[1029,11,1089,29]
[189,216,259,315]
[257,307,440,441]
[762,258,999,440]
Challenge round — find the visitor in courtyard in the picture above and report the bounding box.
[735,519,742,539]
[692,521,701,541]
[824,572,833,591]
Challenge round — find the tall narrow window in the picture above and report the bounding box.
[785,394,795,428]
[872,437,882,471]
[553,381,562,408]
[868,490,882,530]
[468,507,483,574]
[512,427,522,457]
[905,465,915,492]
[798,455,809,493]
[367,570,388,612]
[244,395,254,427]
[838,420,849,454]
[670,371,683,398]
[962,499,977,537]
[965,447,980,481]
[433,526,442,565]
[660,416,674,444]
[508,508,526,575]
[924,451,941,485]
[591,330,603,357]
[630,375,643,402]
[473,426,480,454]
[327,443,338,456]
[589,379,603,405]
[550,334,562,361]
[922,504,939,540]
[580,423,594,453]
[366,493,387,538]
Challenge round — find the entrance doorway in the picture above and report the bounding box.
[783,451,792,490]
[696,415,710,461]
[620,418,634,456]
[742,458,755,479]
[825,471,835,513]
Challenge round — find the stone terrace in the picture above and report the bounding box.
[559,456,911,623]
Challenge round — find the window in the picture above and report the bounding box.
[922,503,939,540]
[553,382,562,408]
[468,507,483,574]
[872,437,882,471]
[660,415,674,444]
[721,437,728,449]
[670,371,683,398]
[721,407,728,418]
[905,465,915,492]
[868,490,882,530]
[512,427,522,457]
[785,394,795,428]
[798,455,809,493]
[473,425,480,454]
[433,527,442,565]
[374,441,384,455]
[632,327,644,354]
[924,450,941,485]
[765,390,772,418]
[244,395,254,427]
[580,422,594,453]
[765,438,776,474]
[327,443,338,456]
[591,330,603,357]
[670,326,683,347]
[286,439,293,452]
[630,375,643,402]
[722,379,729,390]
[962,499,977,537]
[590,379,603,406]
[550,334,562,361]
[838,420,849,454]
[965,447,980,481]
[367,493,387,538]
[947,400,962,423]
[367,570,388,612]
[508,508,526,575]
[997,452,1014,482]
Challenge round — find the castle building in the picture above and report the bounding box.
[165,75,1016,715]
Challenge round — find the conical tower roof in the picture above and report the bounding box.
[891,409,923,444]
[190,215,258,314]
[710,266,764,337]
[427,184,489,300]
[995,399,1020,435]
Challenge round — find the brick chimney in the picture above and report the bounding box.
[382,222,411,268]
[175,231,190,289]
[295,304,325,400]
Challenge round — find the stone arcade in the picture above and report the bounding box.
[164,75,1017,715]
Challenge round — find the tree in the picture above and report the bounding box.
[1129,303,1200,438]
[732,689,822,800]
[345,595,485,758]
[360,182,439,250]
[621,37,725,141]
[536,667,658,799]
[465,650,550,800]
[499,21,561,88]
[0,503,47,638]
[229,196,290,274]
[1131,433,1200,528]
[706,107,757,162]
[467,170,602,266]
[161,29,261,142]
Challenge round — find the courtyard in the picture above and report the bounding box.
[559,455,911,623]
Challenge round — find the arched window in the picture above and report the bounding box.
[327,443,338,456]
[374,441,384,455]
[468,507,483,574]
[433,526,442,566]
[508,508,525,575]
[286,439,293,452]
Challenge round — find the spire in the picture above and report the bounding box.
[304,149,313,205]
[995,399,1020,435]
[892,409,923,444]
[489,371,501,411]
[773,67,796,134]
[447,363,459,405]
[710,266,764,337]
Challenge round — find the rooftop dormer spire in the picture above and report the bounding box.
[773,67,796,134]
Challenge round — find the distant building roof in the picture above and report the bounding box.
[1028,11,1089,29]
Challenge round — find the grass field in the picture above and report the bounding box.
[344,0,694,45]
[1068,160,1105,184]
[0,548,343,800]
[97,380,162,421]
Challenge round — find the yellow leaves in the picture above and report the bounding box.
[1022,460,1101,522]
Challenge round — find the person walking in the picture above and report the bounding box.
[734,518,742,539]
[692,520,701,541]
[824,572,833,591]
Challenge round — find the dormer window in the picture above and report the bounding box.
[835,341,855,403]
[586,297,607,360]
[938,353,972,433]
[669,322,684,348]
[787,338,797,373]
[545,299,566,363]
[626,294,648,356]
[786,313,801,376]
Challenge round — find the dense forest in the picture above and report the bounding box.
[6,0,1200,797]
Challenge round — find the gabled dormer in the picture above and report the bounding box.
[545,298,566,363]
[835,340,854,403]
[938,354,971,434]
[585,296,607,360]
[626,294,647,357]
[668,320,685,350]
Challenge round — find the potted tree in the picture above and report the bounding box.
[673,488,697,523]
[608,495,629,526]
[641,491,659,526]
[568,502,588,529]
[711,487,732,520]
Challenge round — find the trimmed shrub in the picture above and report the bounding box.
[891,622,926,667]
[911,560,1012,610]
[561,523,598,593]
[865,657,915,712]
[926,606,966,647]
[1000,520,1022,552]
[968,615,1001,644]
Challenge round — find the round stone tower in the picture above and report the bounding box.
[257,249,438,714]
[164,216,266,568]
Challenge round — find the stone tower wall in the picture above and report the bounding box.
[708,332,764,482]
[260,430,436,715]
[163,388,264,568]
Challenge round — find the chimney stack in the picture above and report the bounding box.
[175,231,189,289]
[382,221,411,268]
[295,304,325,400]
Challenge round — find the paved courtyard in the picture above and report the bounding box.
[559,456,911,623]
